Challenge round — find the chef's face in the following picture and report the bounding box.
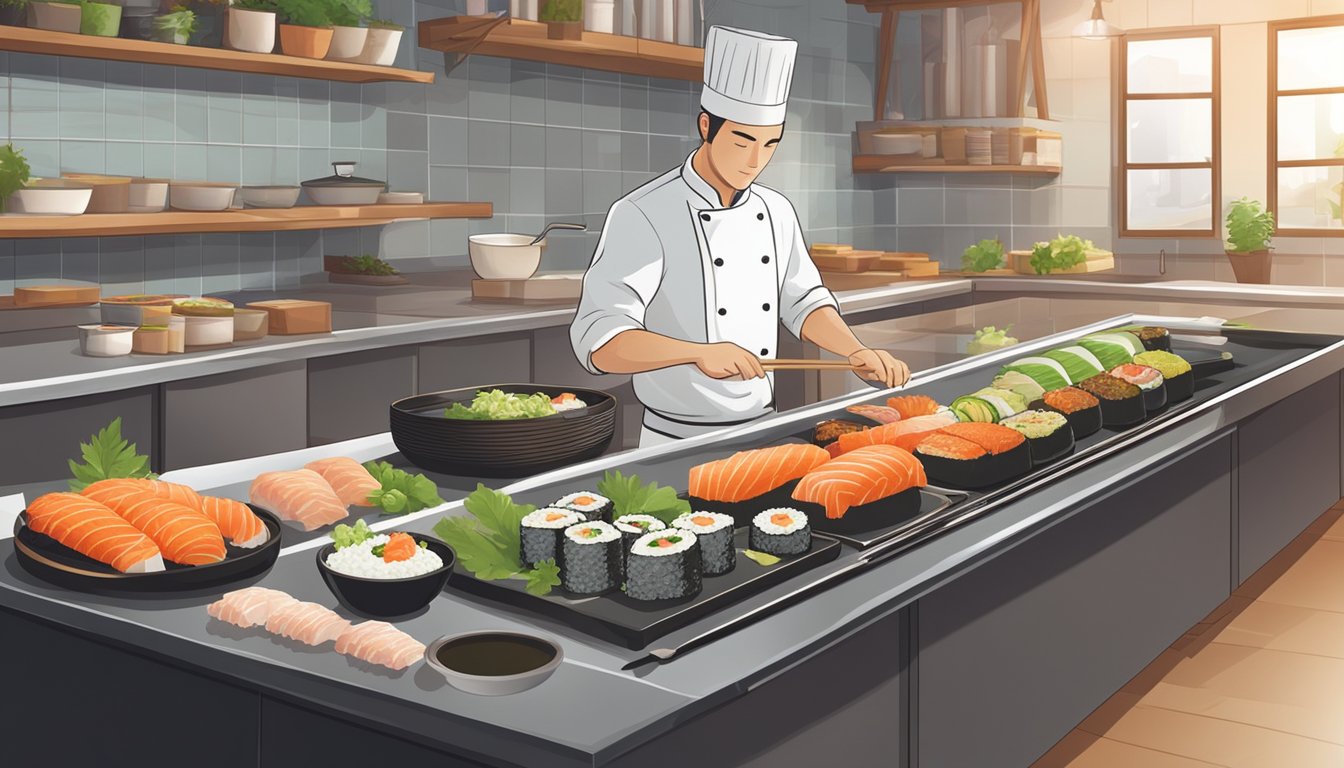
[699,113,784,190]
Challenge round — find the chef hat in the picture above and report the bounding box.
[701,26,798,127]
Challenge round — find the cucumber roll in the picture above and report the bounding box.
[749,508,811,556]
[613,514,666,571]
[672,512,736,576]
[520,508,584,569]
[626,531,702,601]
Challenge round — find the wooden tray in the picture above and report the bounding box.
[1009,250,1114,275]
[471,275,583,303]
[814,250,882,273]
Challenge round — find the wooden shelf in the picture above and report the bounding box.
[0,203,492,239]
[853,155,1061,175]
[0,24,433,84]
[418,16,702,82]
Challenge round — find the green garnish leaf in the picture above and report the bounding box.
[961,238,1005,273]
[330,519,375,550]
[363,460,444,515]
[371,543,385,557]
[743,549,781,566]
[523,559,561,596]
[419,540,428,549]
[1029,234,1093,275]
[67,417,157,492]
[598,470,691,525]
[434,515,521,580]
[0,143,31,212]
[443,389,559,421]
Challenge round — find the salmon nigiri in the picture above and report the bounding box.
[249,469,349,531]
[835,411,959,455]
[335,621,426,671]
[792,444,928,519]
[199,496,269,548]
[26,492,165,573]
[82,479,226,566]
[689,444,832,503]
[304,457,381,507]
[207,586,299,628]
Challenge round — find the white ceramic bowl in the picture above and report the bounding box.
[170,183,238,212]
[871,133,924,156]
[128,179,170,212]
[233,308,270,341]
[468,234,543,280]
[424,632,563,697]
[240,185,301,209]
[326,25,368,61]
[78,324,136,357]
[7,184,93,216]
[303,185,384,206]
[183,315,234,347]
[378,191,423,205]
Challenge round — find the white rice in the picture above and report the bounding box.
[564,520,620,544]
[553,396,587,412]
[615,515,665,535]
[522,508,585,529]
[672,512,734,534]
[753,508,809,535]
[556,492,610,513]
[324,534,444,580]
[630,529,698,557]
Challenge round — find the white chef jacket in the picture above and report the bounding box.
[571,152,838,441]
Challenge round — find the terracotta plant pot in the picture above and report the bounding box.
[326,24,367,61]
[1226,250,1272,284]
[546,20,582,40]
[226,6,275,53]
[79,1,121,36]
[279,23,333,59]
[354,26,402,66]
[27,2,81,34]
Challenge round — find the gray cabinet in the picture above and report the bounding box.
[913,435,1233,768]
[307,347,417,446]
[418,333,533,392]
[161,361,308,470]
[0,387,157,487]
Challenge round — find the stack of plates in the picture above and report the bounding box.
[991,129,1011,165]
[966,130,993,166]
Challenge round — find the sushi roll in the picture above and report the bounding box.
[1038,387,1103,438]
[520,508,585,568]
[625,530,702,601]
[1001,410,1075,465]
[991,370,1046,404]
[1134,350,1194,402]
[1110,363,1167,413]
[613,514,666,570]
[672,512,736,576]
[1042,346,1105,384]
[1134,326,1172,351]
[951,388,1027,423]
[914,425,1032,490]
[554,491,614,523]
[999,356,1072,392]
[1077,374,1146,428]
[750,508,812,556]
[1078,332,1144,370]
[557,521,622,596]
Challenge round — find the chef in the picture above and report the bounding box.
[570,26,911,447]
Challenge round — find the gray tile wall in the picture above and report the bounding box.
[0,0,889,298]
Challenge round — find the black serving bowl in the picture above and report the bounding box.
[390,384,617,478]
[316,534,455,618]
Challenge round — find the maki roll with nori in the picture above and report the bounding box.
[626,530,702,601]
[557,521,622,596]
[613,514,666,570]
[1001,410,1075,465]
[1042,346,1106,384]
[672,512,736,576]
[750,508,811,556]
[554,491,614,523]
[1135,326,1172,351]
[1038,387,1103,438]
[991,370,1046,404]
[1110,363,1167,413]
[1134,350,1194,402]
[1077,374,1146,428]
[1078,332,1144,369]
[915,423,1032,489]
[951,388,1027,423]
[520,507,585,568]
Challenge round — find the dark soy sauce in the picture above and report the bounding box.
[436,634,557,676]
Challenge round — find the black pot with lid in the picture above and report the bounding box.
[301,162,387,206]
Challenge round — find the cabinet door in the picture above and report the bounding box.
[307,346,416,445]
[161,361,307,470]
[260,697,492,768]
[0,387,156,487]
[914,436,1233,768]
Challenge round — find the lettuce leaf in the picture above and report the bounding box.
[433,515,520,580]
[523,559,561,596]
[67,417,157,492]
[330,519,375,550]
[363,460,444,515]
[597,470,690,525]
[433,486,559,594]
[443,389,557,420]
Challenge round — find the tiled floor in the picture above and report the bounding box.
[1034,503,1344,768]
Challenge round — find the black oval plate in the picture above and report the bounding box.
[14,504,283,593]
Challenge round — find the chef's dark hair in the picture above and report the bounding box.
[699,110,785,143]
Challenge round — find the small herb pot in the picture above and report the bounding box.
[355,25,402,66]
[279,23,333,59]
[546,20,582,40]
[226,6,275,53]
[1226,250,1272,284]
[27,1,81,34]
[326,24,367,61]
[78,1,122,37]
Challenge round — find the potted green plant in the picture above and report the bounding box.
[325,0,368,60]
[1225,197,1275,284]
[0,143,31,213]
[275,0,333,59]
[27,0,79,33]
[76,0,120,36]
[961,238,1006,274]
[352,16,401,65]
[539,0,582,40]
[0,0,27,28]
[226,0,276,53]
[151,4,195,44]
[180,0,225,45]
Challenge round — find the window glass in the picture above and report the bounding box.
[1126,169,1214,231]
[1127,98,1213,164]
[1127,37,1213,94]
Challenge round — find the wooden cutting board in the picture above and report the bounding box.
[1009,250,1115,275]
[876,251,930,270]
[820,270,904,292]
[327,273,410,286]
[901,261,942,278]
[810,243,854,255]
[12,285,101,308]
[814,250,882,273]
[245,299,332,334]
[472,274,583,303]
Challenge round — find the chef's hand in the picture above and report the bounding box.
[849,348,911,389]
[694,343,767,380]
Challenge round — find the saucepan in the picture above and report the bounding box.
[468,222,586,280]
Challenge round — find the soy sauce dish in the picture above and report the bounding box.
[425,631,564,696]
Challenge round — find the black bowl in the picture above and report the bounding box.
[390,384,617,478]
[316,534,455,618]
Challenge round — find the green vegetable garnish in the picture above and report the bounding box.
[330,519,375,550]
[433,486,564,596]
[0,143,31,213]
[598,471,690,525]
[525,560,561,596]
[1029,234,1093,275]
[364,461,444,515]
[743,549,781,566]
[443,389,558,421]
[371,543,385,557]
[578,527,601,538]
[67,417,157,492]
[961,238,1005,273]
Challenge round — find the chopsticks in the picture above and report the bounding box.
[760,358,857,371]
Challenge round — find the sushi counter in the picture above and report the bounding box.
[2,315,1344,767]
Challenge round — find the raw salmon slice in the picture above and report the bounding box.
[792,445,928,519]
[688,444,832,503]
[304,457,381,507]
[249,469,349,531]
[845,404,903,424]
[199,496,269,548]
[207,587,299,628]
[335,621,425,671]
[835,411,958,455]
[82,480,227,566]
[26,492,165,573]
[265,601,350,646]
[886,395,940,419]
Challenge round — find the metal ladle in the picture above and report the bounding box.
[528,222,586,246]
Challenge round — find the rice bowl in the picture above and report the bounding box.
[324,534,445,580]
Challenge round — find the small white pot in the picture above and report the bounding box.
[78,324,136,357]
[240,185,301,209]
[128,179,169,212]
[7,185,93,216]
[169,183,237,212]
[183,315,235,347]
[356,27,403,66]
[227,7,276,54]
[326,25,368,61]
[468,234,544,280]
[584,0,615,33]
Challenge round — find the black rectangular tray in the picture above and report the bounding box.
[449,527,842,650]
[819,488,963,548]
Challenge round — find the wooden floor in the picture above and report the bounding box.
[1035,502,1344,768]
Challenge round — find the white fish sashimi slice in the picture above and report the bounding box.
[337,621,424,670]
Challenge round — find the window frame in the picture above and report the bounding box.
[1268,15,1344,238]
[1117,26,1222,239]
